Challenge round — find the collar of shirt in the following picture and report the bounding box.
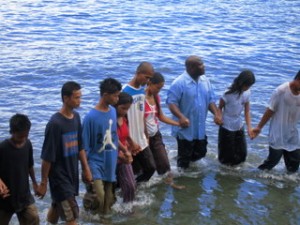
[183,71,207,84]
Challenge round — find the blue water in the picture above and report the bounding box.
[1,0,300,224]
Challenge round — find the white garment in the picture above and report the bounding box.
[122,84,148,150]
[221,90,250,131]
[145,100,159,137]
[268,82,300,151]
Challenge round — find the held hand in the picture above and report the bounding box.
[179,117,190,128]
[247,128,255,139]
[129,142,142,156]
[0,179,10,198]
[32,182,39,196]
[36,182,47,199]
[214,114,223,126]
[251,127,261,139]
[124,151,133,164]
[82,167,93,184]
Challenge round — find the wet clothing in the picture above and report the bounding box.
[267,82,300,151]
[259,82,300,171]
[149,131,170,175]
[41,111,82,202]
[221,90,250,131]
[166,71,216,141]
[218,91,250,165]
[166,71,215,168]
[218,126,247,166]
[259,147,300,172]
[176,137,208,169]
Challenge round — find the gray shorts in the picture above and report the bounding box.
[47,197,79,224]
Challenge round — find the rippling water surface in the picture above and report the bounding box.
[1,0,300,224]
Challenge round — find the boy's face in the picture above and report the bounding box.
[10,130,29,148]
[104,91,120,105]
[64,90,82,109]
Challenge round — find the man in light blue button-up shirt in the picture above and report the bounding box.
[166,55,222,169]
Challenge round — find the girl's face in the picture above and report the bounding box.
[148,82,164,95]
[117,102,132,117]
[242,85,251,91]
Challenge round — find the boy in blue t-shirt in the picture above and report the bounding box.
[82,78,121,218]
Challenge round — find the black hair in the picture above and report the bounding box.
[61,81,81,102]
[9,113,31,134]
[225,70,255,96]
[149,72,165,84]
[149,72,165,115]
[294,70,300,80]
[114,92,133,107]
[136,62,154,74]
[99,78,122,96]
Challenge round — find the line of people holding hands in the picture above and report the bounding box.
[1,55,300,225]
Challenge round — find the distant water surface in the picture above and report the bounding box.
[0,0,300,224]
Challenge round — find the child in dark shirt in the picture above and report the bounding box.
[0,113,39,225]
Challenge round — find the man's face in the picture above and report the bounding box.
[187,57,205,79]
[65,90,82,109]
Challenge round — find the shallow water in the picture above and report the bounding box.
[1,0,300,224]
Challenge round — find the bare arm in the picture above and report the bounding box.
[252,108,274,139]
[79,150,93,184]
[168,103,189,127]
[244,102,254,138]
[209,102,222,125]
[127,136,142,156]
[29,166,38,195]
[158,108,180,126]
[36,160,51,199]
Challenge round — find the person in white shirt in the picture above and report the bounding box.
[253,70,300,173]
[122,62,156,182]
[218,70,255,166]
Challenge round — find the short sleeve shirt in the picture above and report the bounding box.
[82,107,118,182]
[41,111,82,202]
[268,82,300,151]
[166,72,216,140]
[221,90,250,131]
[0,139,34,212]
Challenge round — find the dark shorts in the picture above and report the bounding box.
[149,131,171,175]
[132,146,156,183]
[47,197,79,224]
[0,203,39,225]
[218,126,247,166]
[176,136,208,169]
[258,147,300,173]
